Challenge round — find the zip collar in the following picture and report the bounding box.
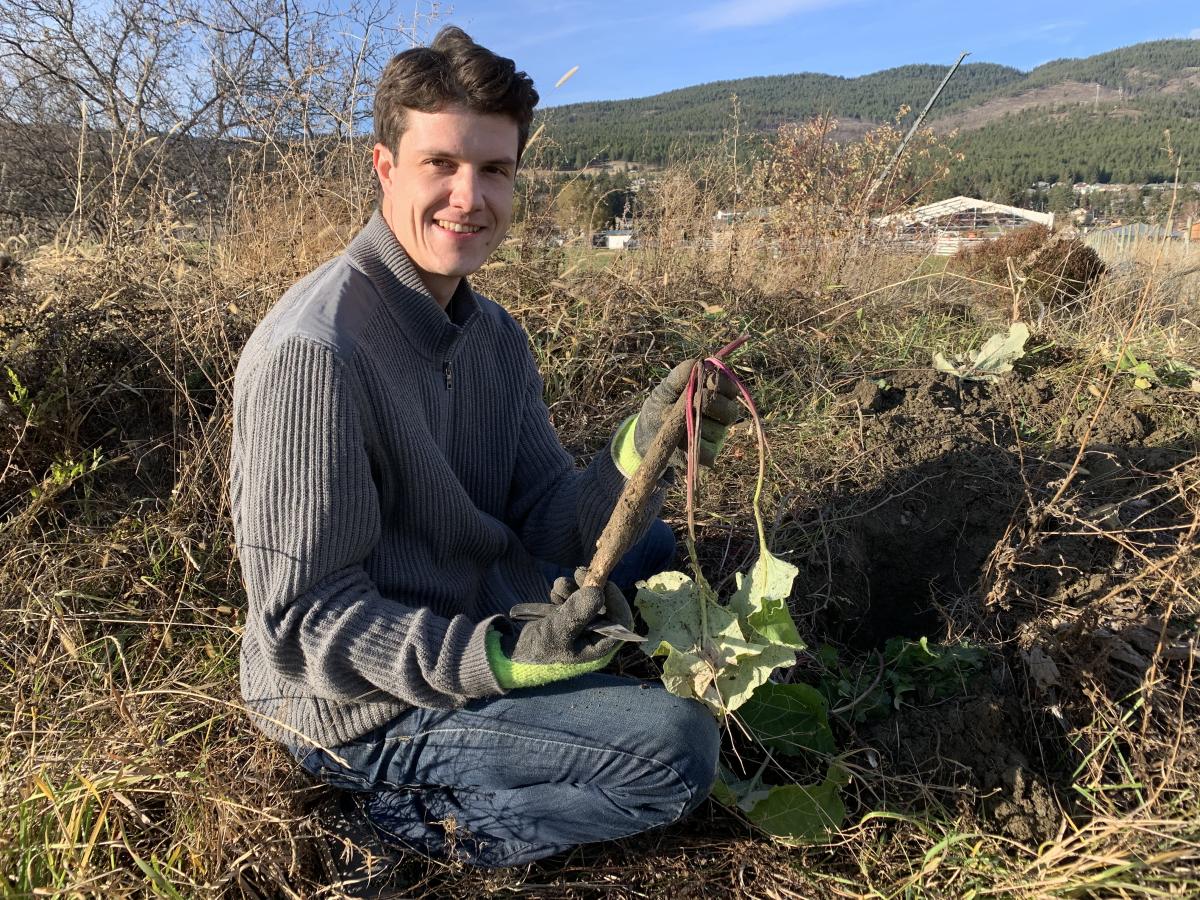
[345,211,481,359]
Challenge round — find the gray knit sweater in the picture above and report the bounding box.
[231,212,659,750]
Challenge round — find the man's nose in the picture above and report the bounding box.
[448,167,483,211]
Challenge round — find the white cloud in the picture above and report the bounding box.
[1189,27,1200,39]
[688,0,853,32]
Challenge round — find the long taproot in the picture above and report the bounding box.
[583,360,700,589]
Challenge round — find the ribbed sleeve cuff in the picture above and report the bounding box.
[454,614,508,699]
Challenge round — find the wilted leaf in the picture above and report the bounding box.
[933,352,960,376]
[969,321,1029,377]
[737,682,835,756]
[661,646,716,703]
[729,548,804,649]
[638,571,780,713]
[1021,646,1061,693]
[934,322,1029,382]
[714,642,797,712]
[637,570,798,714]
[638,571,742,657]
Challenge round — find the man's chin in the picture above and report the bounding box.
[434,254,491,280]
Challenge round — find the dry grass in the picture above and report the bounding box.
[2,145,1199,898]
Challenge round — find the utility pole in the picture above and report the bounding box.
[862,51,969,215]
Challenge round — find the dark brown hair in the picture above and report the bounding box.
[373,26,539,160]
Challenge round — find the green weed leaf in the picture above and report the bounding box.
[744,773,847,844]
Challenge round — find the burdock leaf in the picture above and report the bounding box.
[738,682,835,756]
[934,323,1029,382]
[744,774,847,844]
[637,571,743,657]
[968,321,1029,379]
[730,548,804,649]
[714,642,797,713]
[660,647,717,705]
[637,571,760,713]
[933,351,962,375]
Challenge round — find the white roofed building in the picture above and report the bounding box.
[873,196,1055,255]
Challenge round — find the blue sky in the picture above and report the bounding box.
[431,0,1200,106]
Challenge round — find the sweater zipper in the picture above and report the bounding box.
[443,359,453,390]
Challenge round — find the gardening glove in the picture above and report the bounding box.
[633,361,742,468]
[520,570,641,641]
[486,569,635,690]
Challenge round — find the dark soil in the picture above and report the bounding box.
[784,367,1200,844]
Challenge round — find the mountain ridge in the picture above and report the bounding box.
[535,39,1200,198]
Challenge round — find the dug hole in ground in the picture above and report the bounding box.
[778,364,1198,846]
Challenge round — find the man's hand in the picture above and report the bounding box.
[505,569,634,665]
[634,360,742,467]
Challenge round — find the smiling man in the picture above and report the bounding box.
[230,26,739,880]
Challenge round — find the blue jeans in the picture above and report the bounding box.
[295,520,719,868]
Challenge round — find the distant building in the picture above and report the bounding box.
[873,196,1054,255]
[714,206,776,223]
[593,229,636,250]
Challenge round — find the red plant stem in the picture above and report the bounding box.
[714,334,749,359]
[683,333,749,552]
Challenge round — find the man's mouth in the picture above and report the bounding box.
[435,220,483,234]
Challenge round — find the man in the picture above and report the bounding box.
[230,26,739,873]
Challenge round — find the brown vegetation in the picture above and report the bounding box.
[954,223,1108,307]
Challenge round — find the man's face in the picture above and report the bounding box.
[374,106,518,306]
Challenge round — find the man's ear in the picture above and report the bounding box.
[372,143,393,190]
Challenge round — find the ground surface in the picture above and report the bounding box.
[2,227,1198,897]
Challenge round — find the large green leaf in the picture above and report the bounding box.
[729,548,804,649]
[737,682,835,756]
[744,774,847,845]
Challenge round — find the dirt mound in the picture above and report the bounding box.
[784,365,1200,842]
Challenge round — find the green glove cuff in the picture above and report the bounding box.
[486,630,615,690]
[615,412,730,475]
[611,413,642,478]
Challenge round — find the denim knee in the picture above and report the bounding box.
[672,701,721,815]
[640,694,719,819]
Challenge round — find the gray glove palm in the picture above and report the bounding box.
[506,568,634,665]
[634,360,742,466]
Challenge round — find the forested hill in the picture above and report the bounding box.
[538,39,1200,199]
